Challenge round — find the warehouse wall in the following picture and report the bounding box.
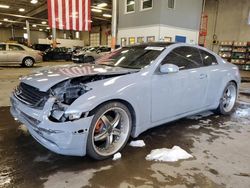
[118,0,202,30]
[0,24,111,46]
[205,0,250,51]
[0,28,47,44]
[118,0,202,45]
[160,0,202,30]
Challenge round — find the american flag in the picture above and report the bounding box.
[47,0,91,31]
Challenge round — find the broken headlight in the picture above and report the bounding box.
[49,80,92,122]
[50,79,92,105]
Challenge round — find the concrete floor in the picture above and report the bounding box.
[0,62,250,188]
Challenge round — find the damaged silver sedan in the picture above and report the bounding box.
[10,43,240,160]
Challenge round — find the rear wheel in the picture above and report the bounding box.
[22,57,34,67]
[215,82,237,115]
[87,102,132,160]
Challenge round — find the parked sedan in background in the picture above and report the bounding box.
[32,44,51,52]
[72,46,111,64]
[10,42,240,160]
[43,47,73,61]
[0,43,42,67]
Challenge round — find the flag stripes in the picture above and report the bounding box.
[48,0,91,31]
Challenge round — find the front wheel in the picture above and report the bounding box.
[87,102,132,160]
[22,57,34,67]
[215,82,237,115]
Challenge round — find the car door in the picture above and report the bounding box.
[7,44,25,62]
[151,46,208,123]
[199,49,220,107]
[0,44,7,62]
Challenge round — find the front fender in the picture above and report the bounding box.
[65,75,152,137]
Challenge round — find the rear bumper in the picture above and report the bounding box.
[35,55,43,63]
[10,94,93,156]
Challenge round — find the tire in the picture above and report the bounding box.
[22,57,34,67]
[87,102,132,160]
[215,82,237,115]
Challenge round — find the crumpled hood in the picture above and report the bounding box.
[21,64,138,91]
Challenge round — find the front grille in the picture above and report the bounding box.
[14,82,49,108]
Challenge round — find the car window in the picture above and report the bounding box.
[9,44,25,51]
[54,48,60,52]
[96,46,166,69]
[161,47,202,70]
[0,44,6,51]
[199,49,218,66]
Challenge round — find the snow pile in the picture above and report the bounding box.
[129,140,146,147]
[146,146,193,162]
[112,152,122,161]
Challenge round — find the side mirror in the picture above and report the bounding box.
[160,64,179,74]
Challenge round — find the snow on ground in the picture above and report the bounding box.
[17,124,29,135]
[113,153,122,161]
[188,125,201,129]
[129,140,146,147]
[186,111,214,120]
[146,146,193,162]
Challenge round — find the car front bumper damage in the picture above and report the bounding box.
[10,94,94,156]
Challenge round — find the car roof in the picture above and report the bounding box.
[126,42,175,48]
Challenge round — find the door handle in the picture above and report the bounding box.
[199,74,207,79]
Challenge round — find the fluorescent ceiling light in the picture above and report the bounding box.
[30,0,38,4]
[23,27,27,30]
[3,18,8,21]
[91,8,102,13]
[103,14,112,18]
[0,4,10,9]
[32,24,37,27]
[46,27,50,29]
[41,21,47,24]
[39,29,43,31]
[97,3,108,7]
[0,22,2,25]
[19,8,25,12]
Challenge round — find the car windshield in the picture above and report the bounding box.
[96,46,165,69]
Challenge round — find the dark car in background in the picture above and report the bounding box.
[72,46,111,64]
[32,44,51,52]
[43,47,73,61]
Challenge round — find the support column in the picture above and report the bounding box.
[11,25,15,39]
[52,27,57,48]
[26,20,31,46]
[111,0,118,50]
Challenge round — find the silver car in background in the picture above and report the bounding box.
[0,43,42,67]
[10,42,241,160]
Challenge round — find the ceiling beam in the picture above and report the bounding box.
[0,13,47,21]
[6,3,47,27]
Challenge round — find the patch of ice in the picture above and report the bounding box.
[189,125,201,129]
[129,140,146,147]
[34,154,52,162]
[199,119,212,124]
[187,111,214,120]
[146,146,193,162]
[113,152,122,161]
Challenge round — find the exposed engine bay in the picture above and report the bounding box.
[49,73,132,122]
